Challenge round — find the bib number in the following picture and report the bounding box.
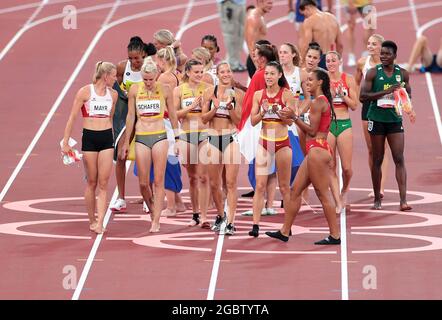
[137,99,161,115]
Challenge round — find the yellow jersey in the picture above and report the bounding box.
[135,82,165,119]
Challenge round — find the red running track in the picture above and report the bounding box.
[0,0,441,300]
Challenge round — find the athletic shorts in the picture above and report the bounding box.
[367,120,404,135]
[361,101,370,121]
[82,128,114,152]
[178,131,208,146]
[329,119,352,137]
[208,133,237,154]
[421,54,442,73]
[306,138,332,156]
[135,131,168,149]
[258,135,291,154]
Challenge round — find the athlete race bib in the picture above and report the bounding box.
[377,93,395,109]
[137,99,161,116]
[89,100,112,117]
[215,101,231,118]
[262,103,282,121]
[183,97,201,113]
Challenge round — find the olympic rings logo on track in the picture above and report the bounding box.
[1,188,442,255]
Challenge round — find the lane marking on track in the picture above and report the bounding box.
[0,0,70,15]
[0,0,218,299]
[0,0,48,61]
[0,0,214,204]
[72,0,209,300]
[337,159,349,300]
[178,0,194,34]
[176,13,218,40]
[0,0,157,63]
[415,16,442,146]
[207,197,229,300]
[72,172,125,299]
[101,0,121,27]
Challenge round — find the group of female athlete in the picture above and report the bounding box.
[62,30,415,245]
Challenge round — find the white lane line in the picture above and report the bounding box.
[72,161,131,300]
[207,199,229,300]
[28,0,157,29]
[0,0,70,15]
[26,0,48,23]
[412,12,442,146]
[176,13,218,40]
[417,17,442,37]
[101,0,120,26]
[178,0,194,35]
[0,0,48,61]
[0,1,118,203]
[72,0,208,299]
[0,0,216,203]
[423,73,442,146]
[408,0,420,31]
[0,0,157,64]
[337,159,349,300]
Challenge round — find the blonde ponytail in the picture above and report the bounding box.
[93,61,116,83]
[141,56,158,74]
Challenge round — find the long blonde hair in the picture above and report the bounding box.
[93,61,116,83]
[192,47,213,71]
[141,56,158,74]
[157,46,177,71]
[370,34,385,45]
[153,29,175,46]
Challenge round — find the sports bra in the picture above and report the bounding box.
[330,73,350,108]
[135,82,165,118]
[316,95,331,133]
[362,56,373,79]
[285,66,303,95]
[180,82,206,115]
[122,60,142,92]
[81,84,113,118]
[260,88,286,124]
[210,85,236,119]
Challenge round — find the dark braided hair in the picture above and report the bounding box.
[266,61,288,88]
[128,36,156,56]
[313,68,336,124]
[128,36,144,53]
[201,34,220,52]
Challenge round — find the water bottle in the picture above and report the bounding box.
[62,149,82,165]
[62,153,75,165]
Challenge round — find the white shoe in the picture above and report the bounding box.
[241,210,253,216]
[265,208,277,216]
[143,201,149,213]
[347,53,356,67]
[110,198,126,212]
